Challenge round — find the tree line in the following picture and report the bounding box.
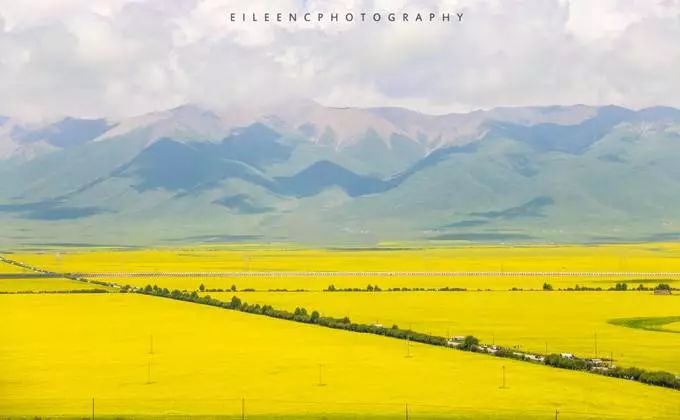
[0,289,109,295]
[134,283,679,391]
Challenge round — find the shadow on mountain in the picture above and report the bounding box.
[13,117,113,149]
[390,143,479,183]
[197,123,293,169]
[490,106,635,154]
[430,232,535,241]
[174,234,263,243]
[0,200,107,220]
[275,160,393,197]
[213,194,274,214]
[470,196,554,219]
[597,153,627,164]
[443,220,490,228]
[114,138,276,192]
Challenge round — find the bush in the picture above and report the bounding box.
[459,335,480,350]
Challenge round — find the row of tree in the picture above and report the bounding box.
[544,354,679,389]
[0,288,109,295]
[324,284,468,292]
[134,284,680,391]
[542,282,675,292]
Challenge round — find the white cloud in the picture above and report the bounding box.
[0,0,678,120]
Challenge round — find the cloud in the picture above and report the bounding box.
[0,0,679,120]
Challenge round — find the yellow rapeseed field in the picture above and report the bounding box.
[11,242,680,272]
[0,261,32,274]
[215,291,680,374]
[0,277,104,292]
[9,242,680,291]
[1,293,679,419]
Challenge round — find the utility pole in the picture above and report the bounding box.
[545,341,548,355]
[318,364,325,386]
[501,365,506,389]
[406,336,412,358]
[241,397,245,420]
[149,334,154,354]
[92,398,95,420]
[594,332,598,358]
[147,360,151,384]
[555,408,559,419]
[405,403,409,420]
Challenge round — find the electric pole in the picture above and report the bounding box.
[406,336,412,358]
[318,364,325,386]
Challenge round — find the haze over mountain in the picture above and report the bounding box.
[1,101,680,246]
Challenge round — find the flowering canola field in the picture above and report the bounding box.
[215,291,680,373]
[1,293,679,419]
[9,242,680,291]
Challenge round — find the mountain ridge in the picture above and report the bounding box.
[1,103,680,246]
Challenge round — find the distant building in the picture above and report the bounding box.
[654,289,672,295]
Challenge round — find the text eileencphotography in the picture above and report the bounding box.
[228,11,465,24]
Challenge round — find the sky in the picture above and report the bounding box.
[0,0,679,120]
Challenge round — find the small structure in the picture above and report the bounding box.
[560,353,575,359]
[525,354,545,362]
[591,366,610,372]
[654,289,672,295]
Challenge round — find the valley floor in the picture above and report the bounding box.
[1,244,679,418]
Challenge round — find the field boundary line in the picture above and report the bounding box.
[72,271,680,277]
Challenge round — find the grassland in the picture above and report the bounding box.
[609,316,680,334]
[1,293,679,419]
[208,291,680,374]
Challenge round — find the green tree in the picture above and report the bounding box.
[542,282,553,291]
[230,296,242,309]
[199,283,205,292]
[460,335,480,350]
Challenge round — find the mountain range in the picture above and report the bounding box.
[1,100,680,246]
